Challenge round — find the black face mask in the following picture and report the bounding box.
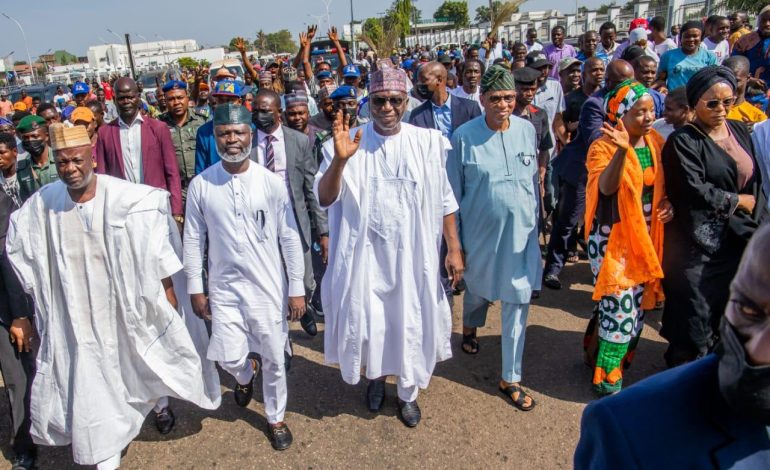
[253,111,276,133]
[717,318,770,425]
[414,83,433,100]
[22,139,46,156]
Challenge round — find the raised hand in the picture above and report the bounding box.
[329,26,339,42]
[332,109,362,160]
[299,31,309,48]
[234,37,247,53]
[600,120,630,150]
[307,24,318,41]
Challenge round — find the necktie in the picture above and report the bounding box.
[265,134,275,172]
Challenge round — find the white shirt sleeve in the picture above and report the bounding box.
[183,178,207,294]
[157,205,183,279]
[275,183,306,298]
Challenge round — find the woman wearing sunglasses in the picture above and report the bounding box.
[583,79,671,396]
[661,65,765,368]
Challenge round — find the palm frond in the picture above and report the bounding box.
[491,0,527,33]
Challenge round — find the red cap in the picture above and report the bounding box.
[629,18,650,32]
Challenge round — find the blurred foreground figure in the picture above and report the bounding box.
[575,223,770,469]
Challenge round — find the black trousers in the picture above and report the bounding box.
[0,321,36,456]
[544,181,586,277]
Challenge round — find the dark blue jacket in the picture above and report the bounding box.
[575,354,770,470]
[407,94,481,137]
[552,88,607,187]
[194,120,218,175]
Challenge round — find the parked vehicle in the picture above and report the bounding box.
[207,59,245,84]
[9,83,71,104]
[309,39,353,74]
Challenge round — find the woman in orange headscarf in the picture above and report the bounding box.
[583,79,674,395]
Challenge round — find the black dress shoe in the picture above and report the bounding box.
[234,359,258,407]
[11,452,35,470]
[268,422,293,450]
[300,310,318,336]
[398,399,422,427]
[366,379,386,412]
[543,274,562,290]
[154,406,176,434]
[311,294,324,316]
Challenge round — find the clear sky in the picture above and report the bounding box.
[1,0,613,60]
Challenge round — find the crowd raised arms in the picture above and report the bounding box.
[0,8,769,469]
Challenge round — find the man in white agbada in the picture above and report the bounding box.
[184,104,306,451]
[315,67,465,428]
[6,124,219,469]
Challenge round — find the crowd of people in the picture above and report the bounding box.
[0,8,768,469]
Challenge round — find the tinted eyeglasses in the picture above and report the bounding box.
[702,97,735,110]
[486,94,516,104]
[370,95,406,108]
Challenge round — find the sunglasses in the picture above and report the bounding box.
[370,96,406,108]
[486,94,516,104]
[702,97,735,110]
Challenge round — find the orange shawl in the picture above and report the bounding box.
[584,130,666,310]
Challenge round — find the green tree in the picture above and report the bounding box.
[255,30,268,52]
[434,1,470,28]
[363,17,385,45]
[53,50,77,65]
[715,0,768,13]
[13,61,27,66]
[475,1,502,23]
[597,2,616,15]
[261,29,297,54]
[177,57,199,69]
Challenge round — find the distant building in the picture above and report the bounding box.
[87,39,198,71]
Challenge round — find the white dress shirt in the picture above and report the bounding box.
[253,126,289,193]
[118,113,144,183]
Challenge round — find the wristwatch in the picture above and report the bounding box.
[174,215,185,224]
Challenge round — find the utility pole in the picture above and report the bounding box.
[350,0,356,57]
[2,13,35,83]
[125,34,137,79]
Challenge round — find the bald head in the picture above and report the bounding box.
[727,224,770,365]
[420,61,448,81]
[605,60,634,91]
[417,62,449,102]
[114,77,138,94]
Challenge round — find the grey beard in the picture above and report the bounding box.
[216,143,252,163]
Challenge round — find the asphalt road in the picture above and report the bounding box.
[0,259,669,469]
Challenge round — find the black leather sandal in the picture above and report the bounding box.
[461,330,479,354]
[499,383,536,411]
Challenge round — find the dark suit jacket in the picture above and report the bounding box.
[575,354,770,469]
[253,126,327,252]
[407,94,481,135]
[553,88,607,187]
[95,116,183,215]
[0,190,31,325]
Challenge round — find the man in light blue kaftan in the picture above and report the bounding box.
[447,64,543,411]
